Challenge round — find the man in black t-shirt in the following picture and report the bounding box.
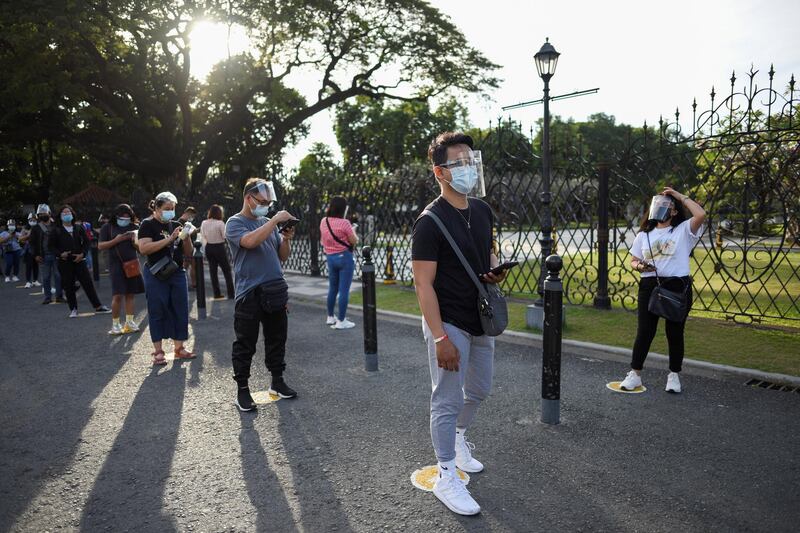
[411,132,507,516]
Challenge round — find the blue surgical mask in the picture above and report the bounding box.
[250,197,270,217]
[161,210,175,222]
[118,217,131,227]
[448,165,478,195]
[61,214,73,223]
[8,225,15,232]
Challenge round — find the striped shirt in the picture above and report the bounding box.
[320,217,354,254]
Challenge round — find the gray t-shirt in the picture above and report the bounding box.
[225,213,284,301]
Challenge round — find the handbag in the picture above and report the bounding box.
[115,238,141,278]
[421,210,508,337]
[149,254,179,281]
[325,218,354,252]
[645,232,690,322]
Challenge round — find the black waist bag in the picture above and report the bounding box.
[258,279,289,312]
[646,232,690,322]
[149,255,179,281]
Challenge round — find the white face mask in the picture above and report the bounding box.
[8,225,16,232]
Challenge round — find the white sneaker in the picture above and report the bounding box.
[11,275,19,282]
[108,323,124,335]
[326,315,336,325]
[33,281,41,287]
[619,370,642,391]
[331,318,356,330]
[455,432,484,473]
[432,468,481,516]
[123,321,140,333]
[666,372,682,393]
[69,309,78,318]
[24,282,32,288]
[3,277,9,283]
[51,287,56,294]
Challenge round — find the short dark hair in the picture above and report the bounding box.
[326,196,348,218]
[183,206,196,215]
[243,177,263,197]
[207,204,224,220]
[428,131,474,166]
[56,204,76,226]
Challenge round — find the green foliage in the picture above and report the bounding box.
[334,96,470,174]
[0,0,500,209]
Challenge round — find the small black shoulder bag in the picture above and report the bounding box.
[645,231,690,322]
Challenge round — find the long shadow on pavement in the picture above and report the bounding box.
[79,364,187,531]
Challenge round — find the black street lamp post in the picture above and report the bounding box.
[533,38,560,307]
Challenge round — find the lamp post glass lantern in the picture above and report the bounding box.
[534,38,559,307]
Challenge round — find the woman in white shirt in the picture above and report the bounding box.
[201,204,234,299]
[619,187,706,394]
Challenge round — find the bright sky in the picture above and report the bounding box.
[190,0,800,171]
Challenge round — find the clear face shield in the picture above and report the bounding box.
[441,149,485,198]
[648,195,675,222]
[246,180,278,206]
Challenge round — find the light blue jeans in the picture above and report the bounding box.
[326,250,355,320]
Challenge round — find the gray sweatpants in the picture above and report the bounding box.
[423,319,495,463]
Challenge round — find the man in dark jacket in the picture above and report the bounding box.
[29,204,63,304]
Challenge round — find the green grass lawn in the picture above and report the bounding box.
[351,283,800,377]
[501,247,800,327]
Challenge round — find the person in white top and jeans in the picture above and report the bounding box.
[201,204,235,299]
[619,187,706,393]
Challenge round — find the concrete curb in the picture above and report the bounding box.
[290,293,800,387]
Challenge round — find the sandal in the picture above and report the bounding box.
[174,347,196,360]
[152,350,167,366]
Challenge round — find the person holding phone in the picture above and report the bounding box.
[49,205,111,318]
[225,177,299,411]
[137,192,196,365]
[411,132,506,516]
[99,204,145,335]
[619,187,706,393]
[320,196,358,329]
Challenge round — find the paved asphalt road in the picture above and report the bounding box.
[1,275,798,532]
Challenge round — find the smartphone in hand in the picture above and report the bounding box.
[278,219,299,232]
[479,261,519,281]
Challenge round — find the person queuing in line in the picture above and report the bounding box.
[77,216,96,272]
[30,204,64,304]
[20,214,41,288]
[98,214,110,273]
[137,192,196,365]
[319,195,358,329]
[99,204,145,335]
[411,132,506,516]
[49,205,111,318]
[178,206,198,289]
[1,219,22,282]
[226,178,299,411]
[200,204,234,300]
[618,187,706,394]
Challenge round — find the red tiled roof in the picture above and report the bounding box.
[61,184,124,206]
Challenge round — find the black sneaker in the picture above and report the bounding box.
[235,387,256,412]
[268,379,297,399]
[95,305,112,314]
[41,298,52,305]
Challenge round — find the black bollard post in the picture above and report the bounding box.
[194,241,206,320]
[361,246,378,371]
[541,254,563,425]
[91,239,100,282]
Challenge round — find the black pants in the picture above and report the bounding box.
[205,243,234,298]
[24,252,39,282]
[231,287,288,387]
[58,259,102,310]
[631,276,692,373]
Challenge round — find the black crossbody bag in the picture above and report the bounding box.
[325,217,354,253]
[148,222,180,281]
[645,231,690,322]
[422,210,508,337]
